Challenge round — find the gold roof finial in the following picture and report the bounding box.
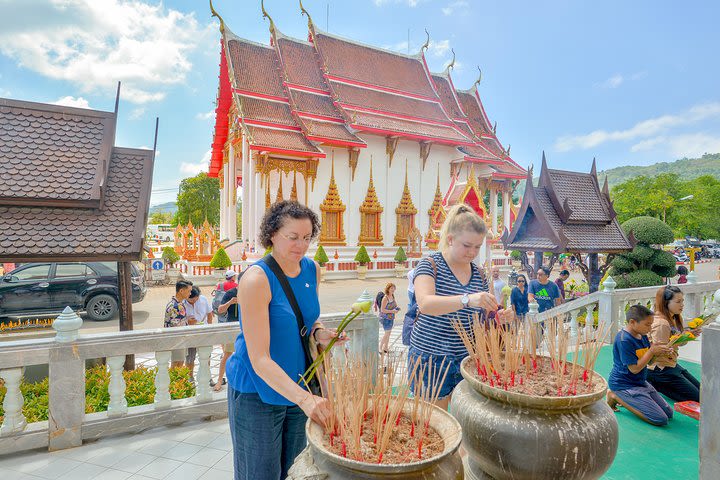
[261,0,276,35]
[472,66,482,90]
[421,29,430,53]
[299,0,314,29]
[446,48,456,72]
[209,0,225,34]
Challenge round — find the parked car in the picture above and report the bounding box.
[673,252,689,263]
[0,262,146,322]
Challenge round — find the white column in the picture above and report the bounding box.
[220,160,229,240]
[490,188,498,237]
[502,189,511,235]
[195,346,213,403]
[228,143,237,242]
[153,351,171,410]
[248,150,256,249]
[241,136,250,247]
[0,368,26,434]
[107,356,128,417]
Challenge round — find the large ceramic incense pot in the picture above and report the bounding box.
[450,356,618,480]
[288,401,463,479]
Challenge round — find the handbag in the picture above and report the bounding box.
[261,254,322,397]
[401,257,436,346]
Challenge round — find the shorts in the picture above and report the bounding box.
[380,315,394,331]
[171,348,187,363]
[407,347,466,399]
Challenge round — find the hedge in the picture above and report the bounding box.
[313,245,329,266]
[394,246,408,263]
[209,247,232,269]
[621,216,674,245]
[354,245,371,265]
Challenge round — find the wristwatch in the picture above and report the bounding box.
[461,293,470,308]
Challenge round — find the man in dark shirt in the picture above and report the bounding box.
[528,267,562,313]
[555,269,570,303]
[214,286,239,391]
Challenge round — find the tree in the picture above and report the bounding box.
[209,247,232,269]
[174,173,220,227]
[394,246,408,263]
[610,216,676,288]
[668,175,720,239]
[161,247,180,267]
[148,211,174,225]
[354,246,371,265]
[314,245,329,266]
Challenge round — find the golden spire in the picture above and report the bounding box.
[360,157,383,214]
[275,172,284,204]
[265,174,271,209]
[290,170,298,202]
[320,155,346,213]
[395,159,417,215]
[428,163,443,216]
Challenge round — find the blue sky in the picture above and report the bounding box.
[1,0,719,206]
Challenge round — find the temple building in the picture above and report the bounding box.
[208,2,525,257]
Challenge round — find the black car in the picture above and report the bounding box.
[0,262,146,322]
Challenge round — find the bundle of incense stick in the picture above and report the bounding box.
[320,353,449,463]
[453,313,611,396]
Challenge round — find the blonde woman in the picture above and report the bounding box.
[378,282,400,354]
[410,204,513,410]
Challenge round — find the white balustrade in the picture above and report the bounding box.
[195,346,213,403]
[52,306,83,343]
[154,351,172,410]
[107,356,128,417]
[0,368,27,435]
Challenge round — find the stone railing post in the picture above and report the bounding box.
[0,368,27,435]
[701,322,720,478]
[154,351,172,410]
[49,307,85,451]
[684,272,703,320]
[195,346,213,403]
[598,276,618,341]
[107,356,128,417]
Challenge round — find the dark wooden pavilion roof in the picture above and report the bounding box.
[502,153,634,254]
[0,95,155,262]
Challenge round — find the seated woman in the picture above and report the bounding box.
[647,285,701,402]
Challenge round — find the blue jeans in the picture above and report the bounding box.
[407,347,465,399]
[612,382,674,426]
[227,387,307,480]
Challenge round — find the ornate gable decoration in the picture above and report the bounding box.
[394,160,417,246]
[359,158,383,245]
[319,156,346,245]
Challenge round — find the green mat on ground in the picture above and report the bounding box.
[590,345,700,480]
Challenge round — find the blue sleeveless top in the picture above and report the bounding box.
[226,256,320,406]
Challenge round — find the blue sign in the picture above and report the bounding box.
[151,260,165,270]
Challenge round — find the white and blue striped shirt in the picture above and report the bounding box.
[410,251,488,357]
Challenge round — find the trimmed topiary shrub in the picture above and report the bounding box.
[209,247,232,269]
[161,246,180,266]
[510,250,521,260]
[354,245,371,265]
[314,245,329,266]
[609,216,675,289]
[394,246,408,263]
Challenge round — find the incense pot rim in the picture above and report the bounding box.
[305,396,462,473]
[459,356,608,410]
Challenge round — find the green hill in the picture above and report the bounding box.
[149,202,177,215]
[599,153,720,187]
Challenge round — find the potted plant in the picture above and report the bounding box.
[354,245,371,280]
[314,245,329,281]
[394,246,408,277]
[161,247,181,283]
[210,247,232,279]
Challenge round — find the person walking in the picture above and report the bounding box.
[410,204,512,411]
[510,274,529,322]
[647,285,702,402]
[223,270,239,291]
[555,269,569,303]
[491,266,507,308]
[378,282,401,354]
[184,286,214,372]
[164,280,194,369]
[214,284,240,391]
[225,201,345,480]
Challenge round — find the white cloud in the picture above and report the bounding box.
[129,107,145,120]
[632,133,720,158]
[428,39,451,58]
[180,149,211,176]
[196,109,215,121]
[0,0,215,104]
[374,0,421,6]
[0,87,12,97]
[52,95,90,108]
[442,1,469,16]
[554,102,720,152]
[598,74,624,89]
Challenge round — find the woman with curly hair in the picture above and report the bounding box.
[225,201,345,480]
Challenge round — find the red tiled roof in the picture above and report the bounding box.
[456,90,491,136]
[330,81,449,123]
[348,111,471,145]
[246,126,324,156]
[289,90,341,119]
[300,118,366,146]
[226,36,285,98]
[460,145,503,163]
[276,36,329,92]
[0,98,115,208]
[313,32,437,98]
[239,95,296,127]
[491,161,526,177]
[431,74,466,120]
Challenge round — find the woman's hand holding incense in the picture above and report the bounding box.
[298,393,333,428]
[469,292,498,311]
